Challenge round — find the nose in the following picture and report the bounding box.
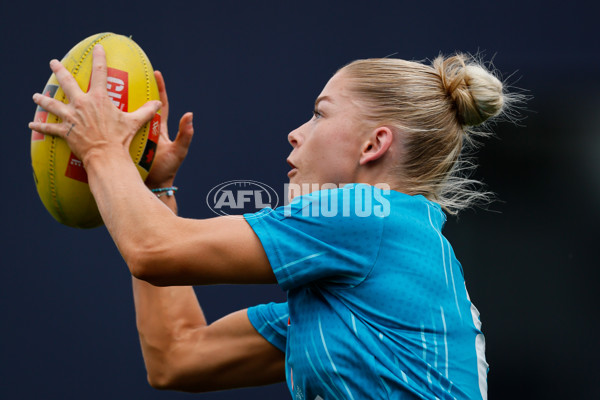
[288,125,302,148]
[288,128,300,148]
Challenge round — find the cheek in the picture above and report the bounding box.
[303,120,362,173]
[312,136,359,177]
[309,132,349,163]
[326,129,362,162]
[317,120,358,149]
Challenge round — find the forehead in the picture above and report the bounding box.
[317,71,370,119]
[318,72,353,103]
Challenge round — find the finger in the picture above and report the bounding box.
[89,45,108,92]
[174,112,194,156]
[29,121,70,138]
[154,70,170,133]
[129,100,163,130]
[154,71,170,118]
[32,92,69,118]
[50,59,82,99]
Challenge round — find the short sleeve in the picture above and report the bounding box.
[244,185,385,291]
[247,302,289,353]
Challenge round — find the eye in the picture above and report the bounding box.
[312,108,322,119]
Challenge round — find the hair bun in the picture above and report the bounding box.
[434,54,504,126]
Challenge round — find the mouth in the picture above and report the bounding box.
[287,158,298,177]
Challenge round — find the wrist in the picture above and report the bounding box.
[83,147,131,171]
[146,179,175,190]
[150,186,178,198]
[83,147,133,179]
[150,185,179,214]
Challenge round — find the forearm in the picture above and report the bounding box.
[131,188,207,386]
[132,281,285,392]
[84,150,178,274]
[132,277,207,386]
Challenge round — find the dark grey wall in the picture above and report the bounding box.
[1,1,598,399]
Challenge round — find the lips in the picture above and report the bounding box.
[287,158,298,177]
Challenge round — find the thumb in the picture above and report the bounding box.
[174,112,194,156]
[131,100,162,129]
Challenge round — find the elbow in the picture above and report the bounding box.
[129,255,155,285]
[146,371,194,392]
[142,329,215,392]
[121,234,151,279]
[127,243,172,287]
[120,221,180,286]
[144,351,212,392]
[146,369,175,391]
[147,368,198,392]
[127,247,153,283]
[142,342,191,391]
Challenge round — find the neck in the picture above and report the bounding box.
[354,161,406,194]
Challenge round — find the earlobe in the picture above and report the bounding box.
[359,127,393,165]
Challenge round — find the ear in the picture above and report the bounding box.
[359,126,393,165]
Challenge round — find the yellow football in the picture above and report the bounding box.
[31,33,160,229]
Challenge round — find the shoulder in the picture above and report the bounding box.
[386,190,447,231]
[243,185,390,289]
[247,184,387,249]
[277,183,392,219]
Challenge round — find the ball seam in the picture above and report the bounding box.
[134,40,150,165]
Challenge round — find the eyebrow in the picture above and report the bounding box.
[314,95,333,108]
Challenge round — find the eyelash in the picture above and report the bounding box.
[312,109,322,119]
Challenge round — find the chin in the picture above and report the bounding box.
[286,180,300,202]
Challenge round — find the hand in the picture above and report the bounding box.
[144,71,194,189]
[28,45,162,166]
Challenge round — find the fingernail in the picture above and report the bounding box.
[32,93,39,100]
[49,59,58,67]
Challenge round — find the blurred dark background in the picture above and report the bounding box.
[1,1,598,399]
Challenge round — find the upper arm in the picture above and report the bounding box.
[133,216,276,286]
[152,308,285,392]
[132,186,384,289]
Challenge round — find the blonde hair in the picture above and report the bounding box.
[342,54,511,214]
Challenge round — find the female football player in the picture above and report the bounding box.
[30,44,512,399]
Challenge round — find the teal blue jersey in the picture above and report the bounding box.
[246,184,487,399]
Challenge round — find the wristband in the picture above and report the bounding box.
[151,186,178,198]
